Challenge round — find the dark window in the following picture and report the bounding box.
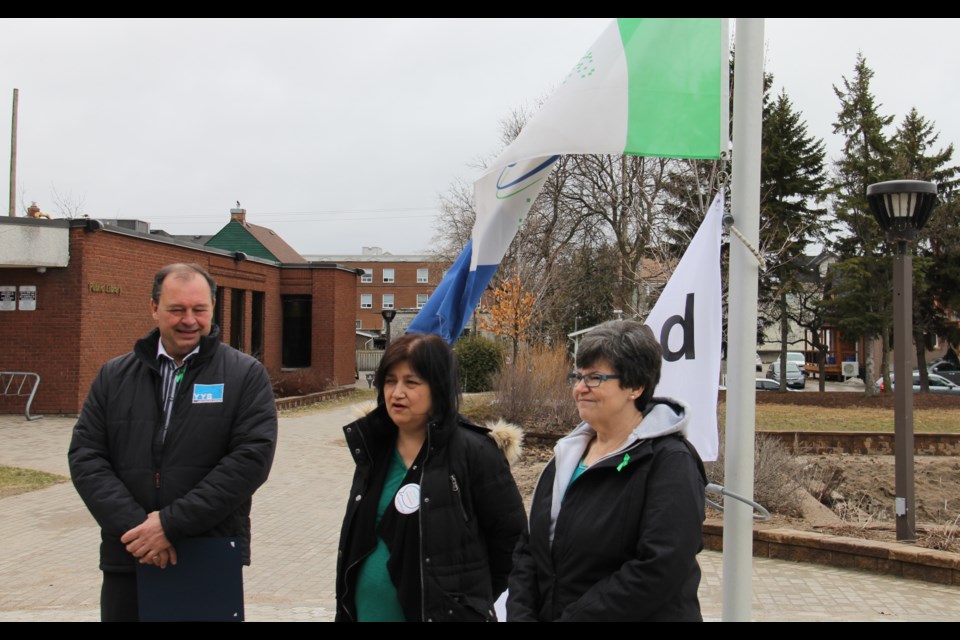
[214,287,224,335]
[282,295,312,368]
[251,291,265,361]
[231,289,245,351]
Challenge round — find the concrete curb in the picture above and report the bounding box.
[703,519,960,586]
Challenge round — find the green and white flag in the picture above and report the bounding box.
[412,20,728,456]
[497,18,728,166]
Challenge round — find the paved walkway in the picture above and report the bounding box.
[2,407,960,622]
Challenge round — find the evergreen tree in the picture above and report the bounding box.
[891,108,959,387]
[829,54,897,395]
[830,53,896,255]
[758,89,827,389]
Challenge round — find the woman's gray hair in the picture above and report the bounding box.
[575,320,662,409]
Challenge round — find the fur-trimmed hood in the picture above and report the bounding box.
[347,401,523,466]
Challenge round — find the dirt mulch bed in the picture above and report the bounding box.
[512,444,960,554]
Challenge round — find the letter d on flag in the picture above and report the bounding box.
[644,194,724,461]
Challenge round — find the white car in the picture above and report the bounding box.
[875,371,960,395]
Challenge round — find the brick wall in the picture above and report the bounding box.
[350,260,449,329]
[0,225,357,415]
[0,260,83,414]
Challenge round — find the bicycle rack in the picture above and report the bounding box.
[1,372,43,421]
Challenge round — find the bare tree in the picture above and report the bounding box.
[50,185,87,219]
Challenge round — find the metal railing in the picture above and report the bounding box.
[1,372,43,421]
[705,483,770,521]
[356,350,384,372]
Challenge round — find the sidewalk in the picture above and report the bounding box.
[1,408,959,621]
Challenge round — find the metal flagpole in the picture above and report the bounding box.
[722,17,764,622]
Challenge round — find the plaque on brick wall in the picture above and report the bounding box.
[0,286,14,311]
[18,286,36,311]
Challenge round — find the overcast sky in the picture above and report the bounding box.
[2,18,957,255]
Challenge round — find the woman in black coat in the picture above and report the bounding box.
[507,321,706,621]
[336,332,526,622]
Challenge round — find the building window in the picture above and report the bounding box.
[417,293,428,309]
[360,293,373,309]
[251,291,265,361]
[281,295,311,368]
[383,294,395,310]
[417,268,429,284]
[213,287,224,331]
[230,289,245,352]
[355,319,361,329]
[360,268,372,283]
[383,268,395,283]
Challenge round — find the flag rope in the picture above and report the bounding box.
[727,224,767,271]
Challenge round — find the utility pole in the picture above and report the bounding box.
[9,88,18,217]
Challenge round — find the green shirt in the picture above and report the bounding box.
[355,448,409,622]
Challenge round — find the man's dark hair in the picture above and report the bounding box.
[576,320,662,409]
[151,263,217,304]
[374,332,460,425]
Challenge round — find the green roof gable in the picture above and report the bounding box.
[205,220,279,262]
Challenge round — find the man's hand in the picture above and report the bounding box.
[121,511,178,568]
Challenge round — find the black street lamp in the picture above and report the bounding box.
[381,308,397,348]
[866,179,937,542]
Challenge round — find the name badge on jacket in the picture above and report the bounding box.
[193,383,225,404]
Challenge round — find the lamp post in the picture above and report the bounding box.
[381,308,397,348]
[866,179,937,542]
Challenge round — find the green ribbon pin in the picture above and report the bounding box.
[616,453,630,472]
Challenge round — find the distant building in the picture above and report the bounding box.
[756,251,950,380]
[0,209,359,415]
[205,207,308,264]
[304,246,451,331]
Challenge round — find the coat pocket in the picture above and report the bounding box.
[449,474,470,523]
[438,592,496,622]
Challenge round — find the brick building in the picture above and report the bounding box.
[304,247,451,331]
[0,214,359,415]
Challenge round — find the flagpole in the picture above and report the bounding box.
[722,17,764,622]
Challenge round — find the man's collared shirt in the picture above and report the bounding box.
[157,341,201,441]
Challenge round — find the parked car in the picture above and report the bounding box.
[786,352,806,366]
[766,361,806,390]
[756,378,795,392]
[929,360,960,385]
[875,371,960,396]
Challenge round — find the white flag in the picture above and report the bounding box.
[409,18,727,342]
[645,193,723,461]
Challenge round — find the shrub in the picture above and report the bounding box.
[708,433,807,517]
[493,344,580,431]
[454,336,503,393]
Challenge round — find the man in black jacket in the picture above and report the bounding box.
[69,263,278,621]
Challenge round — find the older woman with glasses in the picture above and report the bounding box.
[507,320,707,621]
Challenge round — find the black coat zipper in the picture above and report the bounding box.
[340,423,375,622]
[450,474,469,522]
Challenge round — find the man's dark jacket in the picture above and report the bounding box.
[69,326,278,572]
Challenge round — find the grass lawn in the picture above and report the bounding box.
[720,403,960,433]
[0,466,68,498]
[276,388,960,435]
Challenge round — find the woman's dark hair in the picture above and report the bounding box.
[375,332,460,424]
[575,320,662,409]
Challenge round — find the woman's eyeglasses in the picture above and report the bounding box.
[567,372,622,388]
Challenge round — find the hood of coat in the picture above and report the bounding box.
[345,402,523,466]
[557,396,688,455]
[547,398,689,542]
